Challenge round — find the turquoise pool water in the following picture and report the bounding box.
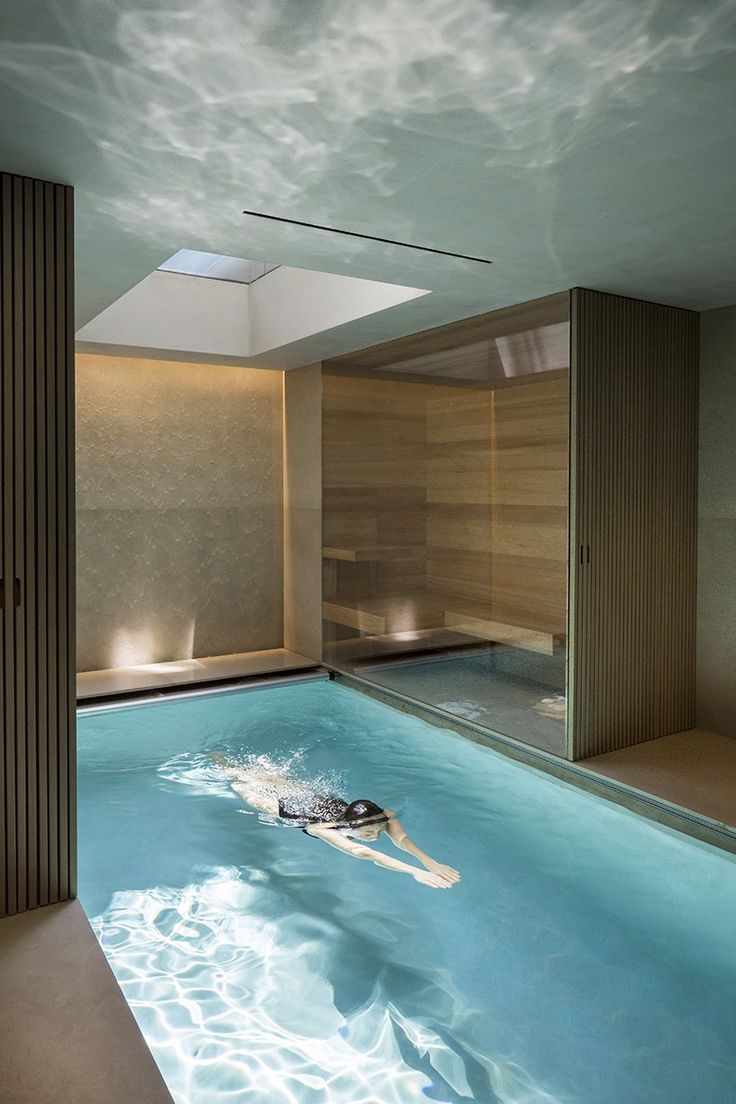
[357,651,567,755]
[78,679,736,1104]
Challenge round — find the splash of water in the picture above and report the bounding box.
[159,748,350,823]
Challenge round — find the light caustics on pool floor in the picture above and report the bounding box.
[77,681,736,1104]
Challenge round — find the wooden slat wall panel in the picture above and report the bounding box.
[327,291,570,373]
[569,288,698,759]
[322,373,428,587]
[0,172,75,918]
[425,373,569,626]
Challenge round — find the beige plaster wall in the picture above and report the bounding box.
[697,306,736,737]
[76,354,283,671]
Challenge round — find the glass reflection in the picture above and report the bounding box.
[322,295,570,756]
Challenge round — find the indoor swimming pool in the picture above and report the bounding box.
[77,678,736,1104]
[352,650,567,756]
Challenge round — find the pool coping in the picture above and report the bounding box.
[76,667,331,714]
[333,670,736,857]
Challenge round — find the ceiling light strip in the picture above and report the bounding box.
[242,209,492,265]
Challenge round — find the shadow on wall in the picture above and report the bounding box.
[75,354,284,672]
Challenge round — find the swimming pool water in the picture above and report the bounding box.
[357,651,567,755]
[77,679,736,1104]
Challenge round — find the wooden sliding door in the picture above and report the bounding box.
[568,288,698,759]
[1,172,75,917]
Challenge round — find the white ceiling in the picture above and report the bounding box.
[2,0,736,365]
[76,264,428,362]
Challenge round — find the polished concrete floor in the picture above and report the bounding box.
[77,647,318,699]
[582,728,736,828]
[0,900,172,1104]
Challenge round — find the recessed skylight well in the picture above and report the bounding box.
[159,249,279,284]
[78,250,430,363]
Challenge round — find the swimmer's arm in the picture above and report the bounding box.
[386,817,461,885]
[307,827,451,888]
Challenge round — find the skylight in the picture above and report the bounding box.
[158,249,279,284]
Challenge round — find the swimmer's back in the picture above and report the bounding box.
[277,792,347,827]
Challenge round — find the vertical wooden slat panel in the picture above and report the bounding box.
[13,175,28,915]
[55,186,68,901]
[34,178,49,907]
[23,176,38,910]
[65,185,77,901]
[0,186,4,919]
[565,291,576,759]
[570,288,698,760]
[44,181,59,905]
[2,173,18,916]
[0,171,74,917]
[1,174,13,919]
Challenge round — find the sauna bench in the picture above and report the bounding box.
[323,592,566,655]
[444,607,566,656]
[322,546,425,562]
[322,593,450,635]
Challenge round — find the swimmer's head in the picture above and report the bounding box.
[340,799,389,840]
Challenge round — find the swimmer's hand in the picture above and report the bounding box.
[426,861,461,886]
[413,869,455,889]
[386,819,460,886]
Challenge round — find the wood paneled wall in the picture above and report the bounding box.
[425,373,568,630]
[327,291,569,375]
[322,374,428,604]
[322,294,572,662]
[569,288,698,759]
[1,172,75,917]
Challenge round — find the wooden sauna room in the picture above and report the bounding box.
[317,289,697,759]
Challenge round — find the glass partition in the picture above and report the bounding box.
[322,293,570,755]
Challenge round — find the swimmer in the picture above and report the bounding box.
[216,758,461,890]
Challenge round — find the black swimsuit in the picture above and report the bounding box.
[277,793,348,834]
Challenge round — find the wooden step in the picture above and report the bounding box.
[322,592,448,635]
[322,601,386,634]
[444,608,565,655]
[323,591,566,655]
[322,545,424,562]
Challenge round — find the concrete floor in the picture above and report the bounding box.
[582,728,736,828]
[0,900,172,1104]
[77,647,318,699]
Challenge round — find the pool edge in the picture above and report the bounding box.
[334,670,736,857]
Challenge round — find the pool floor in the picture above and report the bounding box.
[77,680,736,1104]
[353,650,567,755]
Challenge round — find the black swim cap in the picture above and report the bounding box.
[341,799,388,826]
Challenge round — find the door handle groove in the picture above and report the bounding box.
[0,578,22,609]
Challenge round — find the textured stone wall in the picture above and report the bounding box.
[76,354,283,671]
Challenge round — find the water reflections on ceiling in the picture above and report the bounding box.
[1,0,735,284]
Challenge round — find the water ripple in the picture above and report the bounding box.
[92,867,561,1104]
